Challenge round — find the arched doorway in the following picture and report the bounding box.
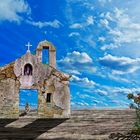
[24,63,33,76]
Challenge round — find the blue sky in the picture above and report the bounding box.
[1,0,140,109]
[19,90,38,109]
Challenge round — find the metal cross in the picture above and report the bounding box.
[26,42,32,51]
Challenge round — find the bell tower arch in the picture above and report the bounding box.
[36,40,56,68]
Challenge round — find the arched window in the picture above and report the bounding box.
[42,48,49,64]
[46,93,52,103]
[24,63,33,76]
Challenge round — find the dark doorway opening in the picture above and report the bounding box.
[46,93,52,103]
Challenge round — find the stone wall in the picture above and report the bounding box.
[37,75,70,118]
[14,51,71,118]
[0,63,20,118]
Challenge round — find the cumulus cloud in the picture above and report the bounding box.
[71,101,90,109]
[100,19,109,28]
[0,0,30,23]
[98,36,105,42]
[0,0,62,29]
[64,1,140,108]
[69,16,94,30]
[101,43,118,50]
[69,23,83,29]
[98,0,112,5]
[103,86,140,95]
[61,51,92,63]
[69,32,80,37]
[107,74,130,83]
[103,8,140,44]
[86,16,94,25]
[83,85,140,108]
[94,89,108,95]
[58,51,96,74]
[27,19,62,28]
[71,75,96,87]
[99,54,140,74]
[0,0,63,28]
[66,70,81,75]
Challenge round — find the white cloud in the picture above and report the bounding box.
[59,51,93,64]
[99,54,140,74]
[104,8,140,44]
[77,93,96,99]
[98,0,112,5]
[86,16,94,25]
[69,16,94,30]
[58,51,96,74]
[107,74,130,83]
[98,36,105,42]
[100,12,113,21]
[101,43,118,50]
[100,19,109,28]
[83,35,96,47]
[69,32,80,37]
[65,1,97,52]
[66,70,81,75]
[71,75,96,87]
[27,19,62,28]
[0,0,62,28]
[0,0,30,23]
[94,89,108,95]
[71,101,90,109]
[69,23,83,29]
[83,2,94,10]
[103,86,140,95]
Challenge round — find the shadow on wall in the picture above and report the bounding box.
[0,118,68,139]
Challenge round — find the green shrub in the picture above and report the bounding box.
[128,93,140,134]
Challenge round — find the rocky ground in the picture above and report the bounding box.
[0,109,136,140]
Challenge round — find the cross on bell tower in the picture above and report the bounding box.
[26,42,32,53]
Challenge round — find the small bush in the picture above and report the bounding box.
[128,93,140,134]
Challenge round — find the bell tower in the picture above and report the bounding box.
[36,40,56,68]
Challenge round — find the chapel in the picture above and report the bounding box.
[0,40,71,118]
